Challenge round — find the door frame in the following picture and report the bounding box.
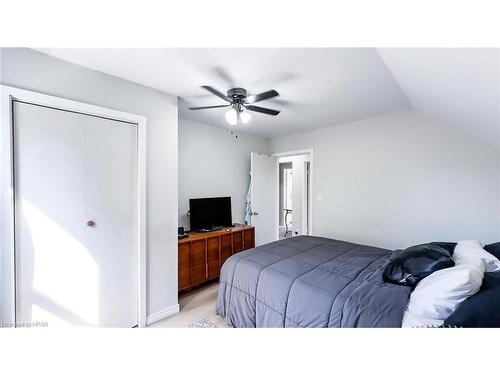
[0,85,148,327]
[273,149,314,237]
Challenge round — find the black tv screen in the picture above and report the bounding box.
[189,197,232,231]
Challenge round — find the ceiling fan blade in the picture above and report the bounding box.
[246,105,280,116]
[201,85,232,102]
[188,104,231,110]
[245,89,279,104]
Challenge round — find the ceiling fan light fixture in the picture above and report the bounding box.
[240,110,252,124]
[191,86,281,124]
[225,108,238,126]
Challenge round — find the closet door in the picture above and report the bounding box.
[85,116,138,327]
[14,102,89,326]
[14,102,138,327]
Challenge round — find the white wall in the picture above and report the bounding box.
[0,48,179,320]
[178,119,268,230]
[270,110,500,249]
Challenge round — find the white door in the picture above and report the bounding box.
[250,152,278,246]
[14,102,138,327]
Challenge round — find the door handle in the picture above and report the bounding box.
[87,220,96,227]
[250,211,259,216]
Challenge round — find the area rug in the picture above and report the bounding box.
[189,317,218,328]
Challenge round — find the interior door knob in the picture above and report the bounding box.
[87,220,96,227]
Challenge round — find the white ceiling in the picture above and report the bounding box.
[379,48,500,146]
[36,48,499,144]
[35,48,410,138]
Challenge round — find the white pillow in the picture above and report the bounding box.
[454,240,500,272]
[402,239,500,327]
[402,258,485,327]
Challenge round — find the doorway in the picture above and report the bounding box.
[277,152,312,239]
[279,162,293,239]
[249,149,312,246]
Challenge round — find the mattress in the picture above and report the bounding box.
[216,235,411,327]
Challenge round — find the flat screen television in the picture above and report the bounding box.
[189,197,232,231]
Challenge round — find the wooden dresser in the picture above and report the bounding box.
[178,225,255,291]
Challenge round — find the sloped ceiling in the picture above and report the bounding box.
[35,48,411,137]
[379,48,500,146]
[35,48,499,144]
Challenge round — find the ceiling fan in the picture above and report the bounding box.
[189,86,280,125]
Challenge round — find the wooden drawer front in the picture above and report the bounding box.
[179,269,190,290]
[207,260,219,279]
[207,237,219,263]
[190,240,207,285]
[243,228,255,249]
[220,234,232,266]
[232,231,243,254]
[191,264,206,285]
[178,242,191,271]
[207,237,220,279]
[178,242,191,290]
[191,240,206,267]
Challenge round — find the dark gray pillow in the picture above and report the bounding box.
[383,242,456,287]
[484,242,500,259]
[444,271,500,328]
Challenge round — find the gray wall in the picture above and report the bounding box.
[0,48,179,318]
[270,110,500,249]
[178,119,269,230]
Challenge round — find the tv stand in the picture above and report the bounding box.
[178,225,255,291]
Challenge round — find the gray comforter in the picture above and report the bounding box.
[216,236,411,327]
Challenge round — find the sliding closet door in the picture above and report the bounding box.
[14,102,88,326]
[14,102,138,327]
[85,117,138,327]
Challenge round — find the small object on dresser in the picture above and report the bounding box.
[178,226,189,239]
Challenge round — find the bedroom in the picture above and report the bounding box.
[1,1,499,373]
[2,47,498,329]
[175,47,500,328]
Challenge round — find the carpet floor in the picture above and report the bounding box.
[148,281,230,328]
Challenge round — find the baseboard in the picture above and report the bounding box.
[146,304,180,326]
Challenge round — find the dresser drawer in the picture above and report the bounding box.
[232,231,243,253]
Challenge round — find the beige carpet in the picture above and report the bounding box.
[148,281,230,328]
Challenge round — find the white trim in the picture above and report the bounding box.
[273,148,313,158]
[273,149,314,237]
[0,85,148,328]
[137,105,147,328]
[145,304,180,326]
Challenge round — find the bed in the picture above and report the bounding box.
[216,235,411,327]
